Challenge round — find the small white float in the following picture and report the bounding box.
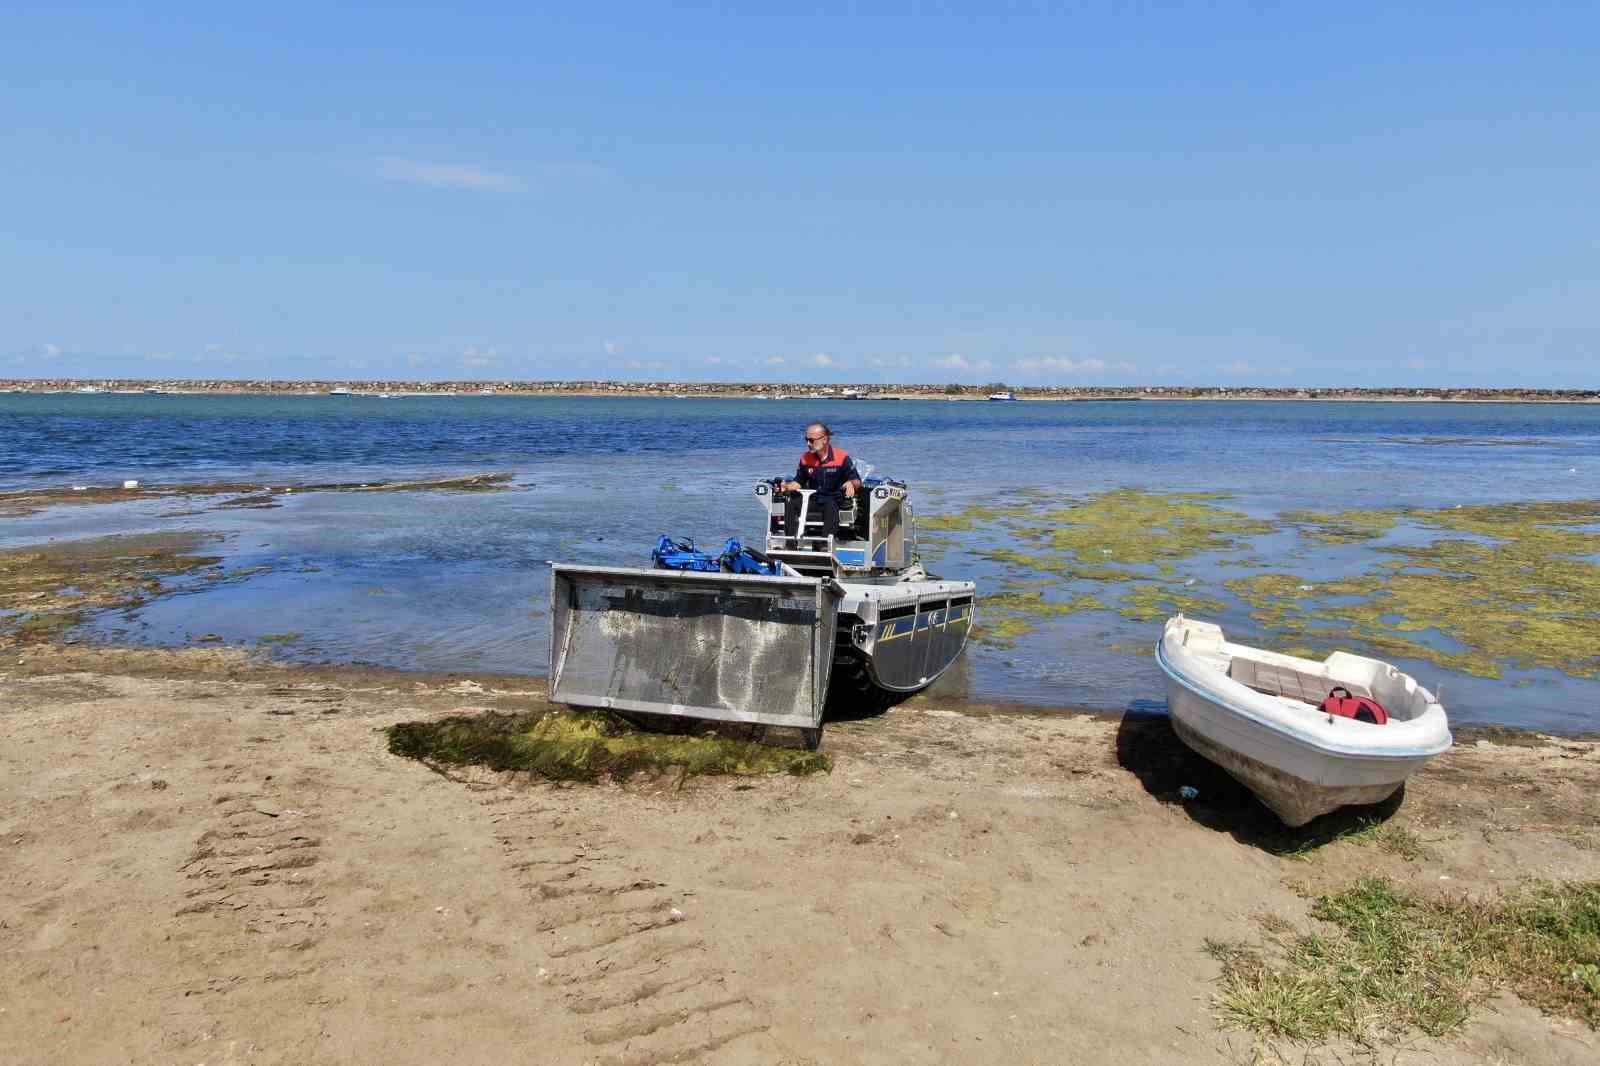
[1156,616,1452,826]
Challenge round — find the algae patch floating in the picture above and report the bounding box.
[925,489,1273,646]
[1231,499,1600,679]
[0,532,225,648]
[922,490,1600,685]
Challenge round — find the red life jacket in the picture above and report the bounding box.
[1319,686,1389,725]
[799,447,851,472]
[797,447,855,498]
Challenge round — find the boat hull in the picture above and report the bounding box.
[1164,680,1418,825]
[848,587,973,693]
[1157,619,1451,827]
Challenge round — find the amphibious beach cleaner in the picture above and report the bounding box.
[548,477,975,748]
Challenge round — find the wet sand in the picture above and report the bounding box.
[3,643,1597,1065]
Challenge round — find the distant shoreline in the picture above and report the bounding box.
[3,378,1598,404]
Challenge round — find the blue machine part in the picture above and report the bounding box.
[652,535,723,572]
[652,535,782,576]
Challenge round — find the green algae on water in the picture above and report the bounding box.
[387,709,830,783]
[973,615,1039,648]
[1115,581,1231,623]
[1229,500,1600,679]
[972,589,1110,648]
[918,489,1600,682]
[1281,508,1402,544]
[0,533,224,648]
[1033,489,1276,567]
[925,488,1274,572]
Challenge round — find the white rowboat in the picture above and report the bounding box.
[1156,616,1452,826]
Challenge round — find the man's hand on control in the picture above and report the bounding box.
[843,483,856,498]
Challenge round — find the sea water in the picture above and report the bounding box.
[3,392,1596,731]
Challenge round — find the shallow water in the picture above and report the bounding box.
[4,393,1597,731]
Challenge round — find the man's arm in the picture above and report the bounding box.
[839,456,863,497]
[782,461,809,494]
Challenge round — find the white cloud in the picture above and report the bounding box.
[1218,360,1291,377]
[933,354,970,371]
[39,343,63,359]
[190,342,247,363]
[1154,362,1178,375]
[704,356,723,365]
[375,158,518,191]
[765,355,786,366]
[603,340,621,355]
[461,345,497,369]
[806,352,836,367]
[1012,355,1104,375]
[869,355,912,369]
[1010,355,1134,376]
[626,359,667,371]
[974,359,994,373]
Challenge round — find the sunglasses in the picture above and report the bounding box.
[805,435,827,443]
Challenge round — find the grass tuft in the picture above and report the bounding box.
[1342,820,1429,861]
[388,709,830,783]
[1209,878,1600,1042]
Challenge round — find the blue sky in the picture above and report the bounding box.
[4,2,1596,386]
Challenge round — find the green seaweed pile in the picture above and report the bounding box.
[387,709,830,783]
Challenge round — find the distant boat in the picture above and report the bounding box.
[143,386,166,394]
[987,391,1017,402]
[377,392,393,399]
[328,386,353,396]
[771,393,791,400]
[75,385,103,394]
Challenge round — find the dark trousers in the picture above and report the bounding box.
[783,493,840,547]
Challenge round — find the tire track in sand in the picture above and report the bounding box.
[477,788,770,1065]
[171,775,330,990]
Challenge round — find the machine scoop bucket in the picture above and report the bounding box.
[549,564,840,734]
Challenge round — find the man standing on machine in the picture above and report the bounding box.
[779,421,863,549]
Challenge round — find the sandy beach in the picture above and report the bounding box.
[4,643,1597,1066]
